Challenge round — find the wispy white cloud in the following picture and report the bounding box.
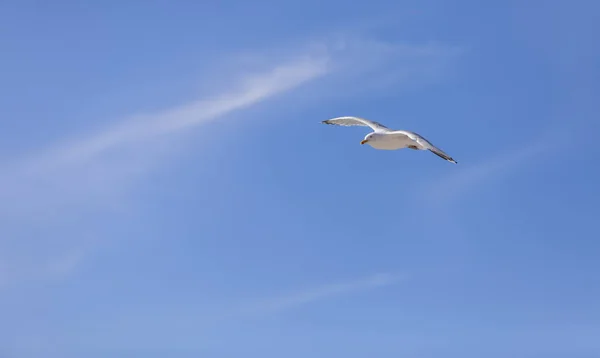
[242,272,407,315]
[0,248,85,289]
[422,140,551,207]
[26,57,330,171]
[419,125,569,208]
[20,272,408,352]
[0,54,330,218]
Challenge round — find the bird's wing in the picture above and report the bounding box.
[391,130,458,164]
[321,116,391,132]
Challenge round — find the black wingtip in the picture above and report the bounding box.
[430,149,458,164]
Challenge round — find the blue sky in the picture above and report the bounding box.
[1,1,599,357]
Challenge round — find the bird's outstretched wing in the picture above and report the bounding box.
[322,116,390,132]
[392,130,458,164]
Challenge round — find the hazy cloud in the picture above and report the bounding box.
[243,272,407,315]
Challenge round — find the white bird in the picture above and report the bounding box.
[322,116,457,164]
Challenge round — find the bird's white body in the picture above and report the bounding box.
[365,132,415,150]
[322,116,458,164]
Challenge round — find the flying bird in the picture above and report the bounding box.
[322,116,457,164]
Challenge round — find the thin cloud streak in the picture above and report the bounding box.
[0,248,85,289]
[27,272,409,351]
[425,142,549,205]
[18,56,331,173]
[0,54,331,217]
[421,128,563,207]
[244,272,407,315]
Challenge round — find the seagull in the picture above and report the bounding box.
[322,116,458,164]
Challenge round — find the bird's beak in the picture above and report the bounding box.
[360,139,368,145]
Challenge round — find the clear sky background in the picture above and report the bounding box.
[1,1,599,357]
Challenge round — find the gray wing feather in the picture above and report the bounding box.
[322,116,390,132]
[393,130,458,164]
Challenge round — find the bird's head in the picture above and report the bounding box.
[360,133,374,145]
